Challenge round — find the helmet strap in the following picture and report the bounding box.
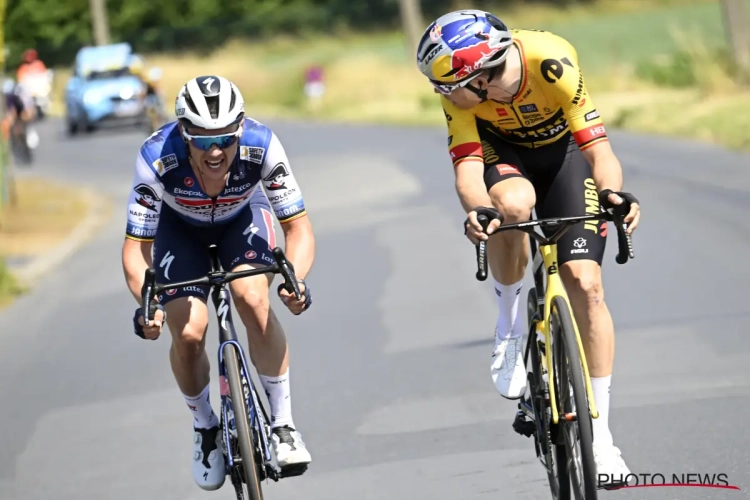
[465,65,501,103]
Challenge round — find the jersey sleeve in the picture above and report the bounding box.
[538,38,608,152]
[125,150,165,242]
[260,131,307,223]
[442,96,483,166]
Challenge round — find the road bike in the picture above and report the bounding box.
[472,202,634,500]
[140,244,308,500]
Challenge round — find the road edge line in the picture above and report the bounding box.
[10,185,114,286]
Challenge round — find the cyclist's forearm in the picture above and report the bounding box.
[122,238,153,304]
[455,159,492,213]
[456,178,492,213]
[583,142,623,193]
[280,216,315,281]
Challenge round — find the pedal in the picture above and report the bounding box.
[512,411,535,438]
[278,463,308,478]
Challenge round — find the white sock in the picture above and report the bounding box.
[184,384,218,429]
[259,369,295,430]
[494,278,524,340]
[591,375,613,446]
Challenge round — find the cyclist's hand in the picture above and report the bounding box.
[600,190,640,235]
[278,279,312,316]
[133,305,166,340]
[464,207,503,245]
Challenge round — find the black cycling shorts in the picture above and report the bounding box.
[152,188,278,306]
[478,127,607,267]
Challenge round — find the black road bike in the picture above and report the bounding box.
[141,244,308,500]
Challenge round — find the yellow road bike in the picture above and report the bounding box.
[474,203,634,500]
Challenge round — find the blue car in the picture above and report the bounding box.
[65,42,150,135]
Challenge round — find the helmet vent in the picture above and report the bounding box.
[205,95,220,119]
[183,92,200,117]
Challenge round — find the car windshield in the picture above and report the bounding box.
[86,67,134,80]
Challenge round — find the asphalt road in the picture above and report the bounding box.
[1,116,749,500]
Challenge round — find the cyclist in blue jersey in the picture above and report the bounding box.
[121,75,314,491]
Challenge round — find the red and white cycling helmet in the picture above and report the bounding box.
[416,10,514,95]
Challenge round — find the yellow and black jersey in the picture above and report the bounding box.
[444,29,608,164]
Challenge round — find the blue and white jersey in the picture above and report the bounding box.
[125,118,306,241]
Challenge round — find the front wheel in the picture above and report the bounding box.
[550,296,598,500]
[527,288,570,499]
[224,344,265,500]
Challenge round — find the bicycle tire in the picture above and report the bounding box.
[526,288,570,500]
[550,296,597,500]
[224,343,265,500]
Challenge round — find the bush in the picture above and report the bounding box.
[635,46,738,90]
[635,51,696,88]
[0,258,23,305]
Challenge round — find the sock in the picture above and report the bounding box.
[591,375,613,446]
[494,278,524,340]
[259,369,294,430]
[184,384,218,429]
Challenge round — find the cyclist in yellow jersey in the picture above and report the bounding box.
[416,10,640,482]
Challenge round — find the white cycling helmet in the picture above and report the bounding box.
[175,75,244,130]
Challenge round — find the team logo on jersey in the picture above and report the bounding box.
[134,184,160,211]
[585,110,600,122]
[263,162,290,190]
[240,146,265,164]
[519,104,538,114]
[152,154,178,175]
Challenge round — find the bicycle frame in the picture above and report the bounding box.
[533,241,598,425]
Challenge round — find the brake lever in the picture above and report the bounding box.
[272,247,302,300]
[141,268,156,325]
[609,205,635,264]
[475,215,489,281]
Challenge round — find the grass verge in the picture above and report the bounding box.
[0,258,23,308]
[47,0,750,151]
[0,176,92,308]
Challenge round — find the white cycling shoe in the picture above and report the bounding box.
[271,425,312,469]
[491,335,527,399]
[594,442,631,487]
[192,426,226,491]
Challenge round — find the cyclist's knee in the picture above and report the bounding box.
[561,261,604,305]
[230,271,272,331]
[165,297,209,353]
[488,177,535,223]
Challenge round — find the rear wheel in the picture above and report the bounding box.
[550,296,597,500]
[224,343,265,500]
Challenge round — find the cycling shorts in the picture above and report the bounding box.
[153,189,278,305]
[478,128,607,267]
